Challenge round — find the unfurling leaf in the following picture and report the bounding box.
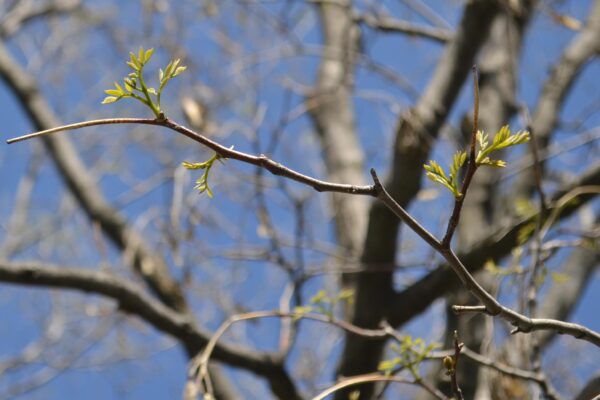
[450,151,467,188]
[183,153,223,196]
[102,47,186,118]
[104,89,122,96]
[101,96,119,104]
[424,159,462,197]
[476,130,488,150]
[182,160,210,170]
[477,157,507,168]
[476,125,530,165]
[173,66,187,77]
[144,47,154,63]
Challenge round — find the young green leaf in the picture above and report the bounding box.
[102,48,187,118]
[144,47,154,63]
[476,130,488,150]
[182,160,211,170]
[101,96,119,104]
[129,52,140,69]
[476,125,530,165]
[173,66,187,77]
[477,157,507,168]
[449,151,467,192]
[138,47,145,64]
[424,160,462,197]
[104,89,122,96]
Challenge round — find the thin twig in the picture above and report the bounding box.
[441,66,480,247]
[451,305,487,314]
[521,109,547,389]
[369,168,600,347]
[311,373,447,400]
[190,310,402,398]
[428,346,563,400]
[7,117,377,196]
[449,331,464,400]
[8,116,600,348]
[354,13,452,43]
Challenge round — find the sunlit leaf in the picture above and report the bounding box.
[104,89,122,96]
[101,96,119,104]
[144,47,154,63]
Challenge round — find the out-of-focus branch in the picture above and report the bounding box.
[515,0,600,197]
[354,13,452,43]
[0,260,301,400]
[369,168,600,346]
[389,162,600,327]
[312,374,448,400]
[188,310,406,399]
[337,2,502,396]
[574,372,600,400]
[534,215,600,349]
[7,117,377,196]
[0,41,185,312]
[0,0,82,38]
[309,0,369,265]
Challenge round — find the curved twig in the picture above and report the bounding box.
[7,117,377,196]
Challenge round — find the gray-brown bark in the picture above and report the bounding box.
[309,0,369,261]
[335,1,502,398]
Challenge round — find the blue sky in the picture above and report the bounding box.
[1,1,599,398]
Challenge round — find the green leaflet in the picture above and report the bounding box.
[101,46,186,119]
[424,126,529,197]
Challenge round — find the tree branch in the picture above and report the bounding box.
[0,260,301,400]
[370,169,600,347]
[0,41,187,312]
[0,0,82,38]
[354,13,452,43]
[309,0,370,263]
[334,5,503,393]
[7,117,377,196]
[390,161,600,328]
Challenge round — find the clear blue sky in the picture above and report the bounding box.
[1,1,599,398]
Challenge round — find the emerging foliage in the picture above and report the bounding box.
[182,153,225,198]
[424,151,466,197]
[378,336,440,379]
[476,125,530,167]
[424,125,529,197]
[293,289,354,320]
[102,47,187,118]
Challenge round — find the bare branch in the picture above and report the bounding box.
[370,169,600,347]
[313,373,447,400]
[0,0,82,38]
[188,309,405,398]
[309,0,370,261]
[0,41,187,312]
[0,260,301,400]
[7,117,377,196]
[354,13,452,43]
[390,161,600,328]
[441,66,480,247]
[457,347,561,400]
[449,331,464,400]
